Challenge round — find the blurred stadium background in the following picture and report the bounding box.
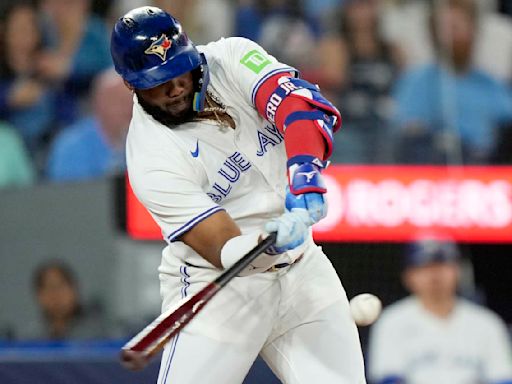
[0,0,511,383]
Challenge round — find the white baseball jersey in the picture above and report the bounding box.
[368,296,512,384]
[126,36,312,271]
[125,36,367,384]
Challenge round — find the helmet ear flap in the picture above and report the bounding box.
[192,53,209,112]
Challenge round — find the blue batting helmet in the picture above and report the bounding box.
[110,6,209,110]
[404,239,460,269]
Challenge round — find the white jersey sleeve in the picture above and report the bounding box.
[131,166,224,243]
[481,311,512,382]
[199,37,298,108]
[126,105,224,244]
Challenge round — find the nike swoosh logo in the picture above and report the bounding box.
[190,140,199,158]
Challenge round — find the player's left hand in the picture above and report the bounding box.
[286,155,328,225]
[264,208,310,254]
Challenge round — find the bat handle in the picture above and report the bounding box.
[120,349,151,371]
[214,232,277,287]
[119,232,278,371]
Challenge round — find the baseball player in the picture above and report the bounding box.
[110,6,366,384]
[368,239,512,384]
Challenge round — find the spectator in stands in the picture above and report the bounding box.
[0,1,57,161]
[183,0,235,45]
[381,0,512,82]
[22,260,106,340]
[260,0,322,71]
[319,0,402,163]
[368,238,512,384]
[393,0,512,164]
[46,68,132,181]
[235,0,321,71]
[302,0,345,27]
[38,0,112,124]
[235,0,264,41]
[0,122,35,188]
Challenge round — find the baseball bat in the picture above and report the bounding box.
[120,232,277,370]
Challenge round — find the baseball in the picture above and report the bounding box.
[349,293,382,326]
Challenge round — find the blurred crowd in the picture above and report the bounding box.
[1,0,512,191]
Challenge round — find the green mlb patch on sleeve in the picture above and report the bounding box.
[240,50,271,74]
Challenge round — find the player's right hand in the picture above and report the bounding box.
[264,208,309,254]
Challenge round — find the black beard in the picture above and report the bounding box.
[135,91,197,128]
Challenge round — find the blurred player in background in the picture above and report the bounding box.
[110,6,366,384]
[368,239,512,384]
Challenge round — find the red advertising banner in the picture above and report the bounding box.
[126,166,512,243]
[126,176,162,241]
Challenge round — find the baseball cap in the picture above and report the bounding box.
[403,239,460,268]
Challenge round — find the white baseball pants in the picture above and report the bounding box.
[156,244,366,384]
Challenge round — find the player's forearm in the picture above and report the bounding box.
[255,73,326,159]
[178,209,311,275]
[254,72,341,161]
[179,210,241,268]
[255,73,338,225]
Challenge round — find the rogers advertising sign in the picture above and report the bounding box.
[126,166,512,243]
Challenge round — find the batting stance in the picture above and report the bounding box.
[111,7,365,383]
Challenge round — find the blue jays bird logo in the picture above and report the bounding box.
[145,34,172,61]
